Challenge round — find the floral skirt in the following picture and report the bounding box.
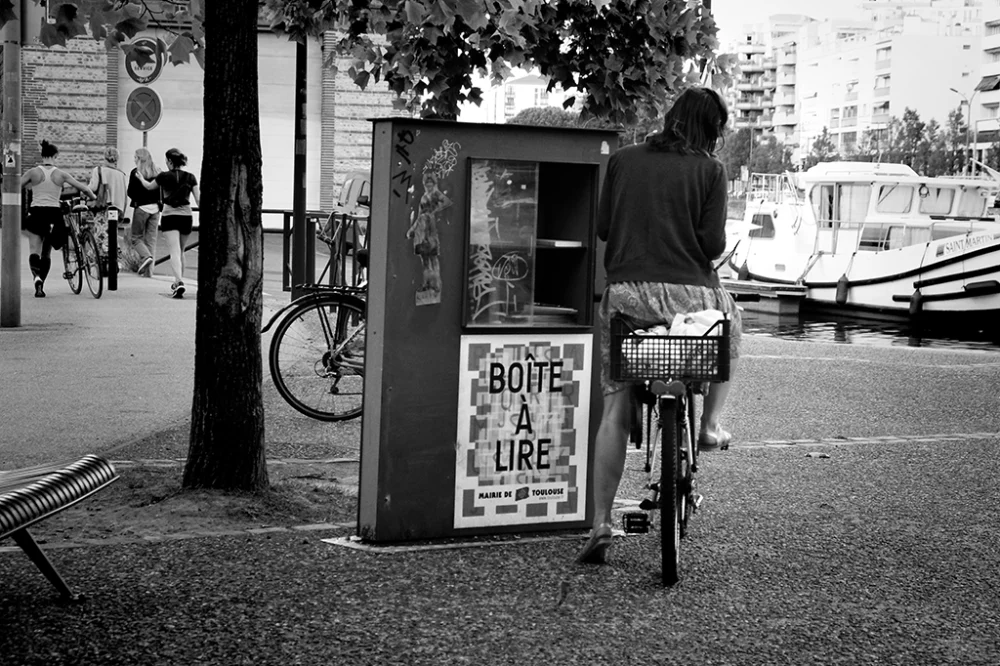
[598,281,743,395]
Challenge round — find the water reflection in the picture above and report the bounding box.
[741,309,1000,352]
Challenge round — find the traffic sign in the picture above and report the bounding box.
[126,87,162,132]
[125,38,167,85]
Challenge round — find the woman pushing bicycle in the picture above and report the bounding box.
[577,87,743,565]
[20,140,95,298]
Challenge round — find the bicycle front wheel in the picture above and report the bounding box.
[660,395,682,586]
[269,294,365,421]
[62,231,82,294]
[81,231,103,299]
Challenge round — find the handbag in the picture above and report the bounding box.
[91,166,107,212]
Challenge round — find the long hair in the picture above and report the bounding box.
[648,87,729,156]
[134,147,160,180]
[40,140,58,158]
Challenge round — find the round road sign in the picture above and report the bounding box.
[125,37,167,85]
[126,87,163,132]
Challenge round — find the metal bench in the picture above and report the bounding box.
[0,455,119,602]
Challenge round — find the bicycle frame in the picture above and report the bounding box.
[262,284,366,334]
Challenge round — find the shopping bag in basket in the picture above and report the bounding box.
[621,310,724,379]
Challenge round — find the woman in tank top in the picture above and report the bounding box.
[19,140,95,297]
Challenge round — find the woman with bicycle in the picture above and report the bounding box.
[577,87,743,565]
[19,140,95,298]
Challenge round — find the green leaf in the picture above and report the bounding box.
[168,34,196,65]
[0,0,16,28]
[88,13,108,41]
[53,3,88,41]
[121,41,155,68]
[405,0,426,25]
[115,16,146,41]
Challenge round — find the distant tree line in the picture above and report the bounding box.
[511,104,1000,179]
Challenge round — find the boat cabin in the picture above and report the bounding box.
[748,163,999,255]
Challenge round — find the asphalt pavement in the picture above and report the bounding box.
[1,231,1000,664]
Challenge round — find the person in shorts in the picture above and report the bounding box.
[577,87,743,565]
[136,148,199,298]
[19,140,95,297]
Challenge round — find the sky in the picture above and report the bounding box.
[711,0,853,45]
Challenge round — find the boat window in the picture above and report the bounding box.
[917,187,954,215]
[956,189,986,217]
[748,213,775,239]
[838,184,872,223]
[811,185,836,227]
[875,185,913,214]
[810,184,871,226]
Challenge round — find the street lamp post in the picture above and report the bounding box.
[950,87,979,175]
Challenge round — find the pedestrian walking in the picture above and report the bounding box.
[128,148,163,277]
[136,148,199,298]
[19,140,95,298]
[87,147,129,268]
[577,87,743,565]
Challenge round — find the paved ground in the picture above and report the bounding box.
[1,232,999,664]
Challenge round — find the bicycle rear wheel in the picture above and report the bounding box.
[269,294,365,421]
[62,231,82,294]
[80,231,103,299]
[660,394,682,586]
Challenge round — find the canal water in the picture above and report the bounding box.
[740,309,1000,352]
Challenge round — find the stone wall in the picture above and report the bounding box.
[21,38,113,182]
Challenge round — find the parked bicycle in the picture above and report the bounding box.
[60,196,103,298]
[264,207,371,421]
[610,315,731,586]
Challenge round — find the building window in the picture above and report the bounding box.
[533,88,548,106]
[504,87,516,113]
[844,106,858,119]
[987,22,1000,36]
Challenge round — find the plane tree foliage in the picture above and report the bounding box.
[2,0,731,490]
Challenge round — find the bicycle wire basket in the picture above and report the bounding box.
[609,315,731,383]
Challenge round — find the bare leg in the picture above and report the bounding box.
[163,230,183,284]
[590,389,632,529]
[700,357,739,440]
[178,232,191,278]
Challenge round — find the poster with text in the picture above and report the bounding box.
[455,334,591,528]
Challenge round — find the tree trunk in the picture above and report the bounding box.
[183,0,268,491]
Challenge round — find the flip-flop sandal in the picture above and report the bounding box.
[575,524,613,564]
[698,428,732,451]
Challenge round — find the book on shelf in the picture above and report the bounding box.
[534,238,583,249]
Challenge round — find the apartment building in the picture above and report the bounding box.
[459,72,573,124]
[726,1,983,165]
[976,0,1000,157]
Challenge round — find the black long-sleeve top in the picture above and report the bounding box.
[597,142,728,288]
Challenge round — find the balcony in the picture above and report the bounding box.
[736,100,767,110]
[872,113,891,124]
[875,58,892,70]
[874,87,890,98]
[775,95,796,106]
[778,50,797,65]
[842,116,858,127]
[736,81,766,91]
[777,74,797,85]
[742,62,765,73]
[773,112,799,126]
[845,91,858,102]
[830,119,841,128]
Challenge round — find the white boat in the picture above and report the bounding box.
[728,161,1000,319]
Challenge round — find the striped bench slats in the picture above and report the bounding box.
[0,455,118,541]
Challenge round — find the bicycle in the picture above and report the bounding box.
[610,314,730,586]
[262,278,367,422]
[60,197,103,299]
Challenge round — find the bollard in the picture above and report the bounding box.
[106,211,118,291]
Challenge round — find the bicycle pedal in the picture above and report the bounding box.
[622,511,650,534]
[638,497,658,511]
